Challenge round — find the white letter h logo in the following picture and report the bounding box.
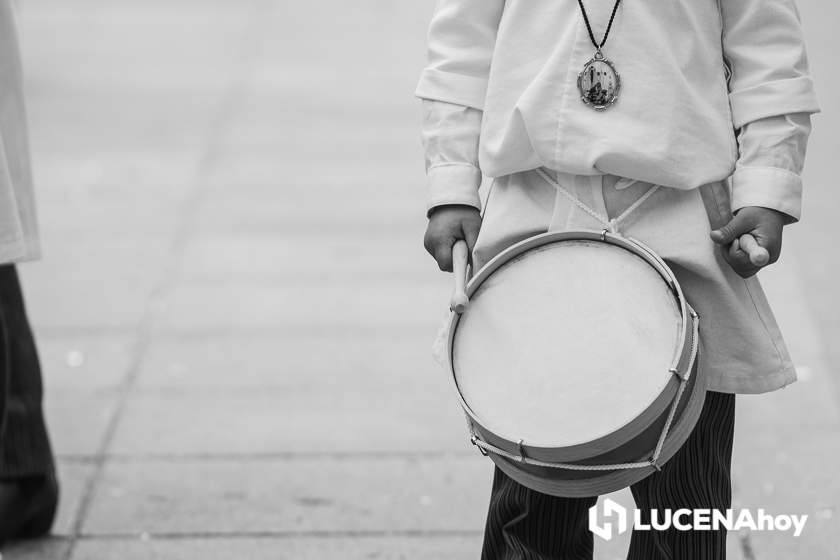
[589,498,629,541]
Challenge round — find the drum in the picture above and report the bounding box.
[446,230,706,497]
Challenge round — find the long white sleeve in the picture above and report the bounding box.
[730,113,812,221]
[415,0,505,110]
[420,99,483,215]
[720,0,819,129]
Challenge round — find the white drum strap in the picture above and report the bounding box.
[468,312,700,472]
[536,168,660,234]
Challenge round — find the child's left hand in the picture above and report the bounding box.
[710,206,788,278]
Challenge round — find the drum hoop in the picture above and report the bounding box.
[447,230,696,462]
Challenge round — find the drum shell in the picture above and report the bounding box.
[447,231,706,497]
[476,359,706,497]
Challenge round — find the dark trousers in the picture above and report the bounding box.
[481,391,736,560]
[0,265,53,478]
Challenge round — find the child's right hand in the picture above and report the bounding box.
[423,205,482,272]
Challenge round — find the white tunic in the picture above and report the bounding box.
[0,0,39,264]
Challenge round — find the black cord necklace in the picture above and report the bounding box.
[575,0,623,110]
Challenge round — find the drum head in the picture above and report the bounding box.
[452,239,682,449]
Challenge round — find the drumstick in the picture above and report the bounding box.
[739,233,770,267]
[450,240,470,313]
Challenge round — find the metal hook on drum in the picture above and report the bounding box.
[470,433,489,456]
[517,439,528,463]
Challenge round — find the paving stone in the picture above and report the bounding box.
[69,536,480,560]
[768,0,840,406]
[250,4,429,95]
[728,255,839,558]
[20,4,256,96]
[36,181,186,237]
[38,332,135,392]
[219,117,420,159]
[201,154,423,191]
[19,237,168,330]
[110,386,469,456]
[228,82,417,121]
[26,88,222,159]
[731,435,840,558]
[154,278,448,332]
[46,393,116,457]
[177,232,432,283]
[53,462,95,537]
[112,330,468,457]
[135,330,443,390]
[82,457,490,535]
[2,538,70,560]
[30,154,199,205]
[191,182,426,235]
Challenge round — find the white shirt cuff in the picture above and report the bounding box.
[730,166,803,222]
[426,163,482,216]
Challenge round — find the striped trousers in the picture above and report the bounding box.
[0,265,54,478]
[481,391,736,560]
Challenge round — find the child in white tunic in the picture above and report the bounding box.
[416,0,819,557]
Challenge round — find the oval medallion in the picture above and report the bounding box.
[577,53,620,110]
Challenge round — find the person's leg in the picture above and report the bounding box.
[0,265,53,477]
[481,466,598,560]
[0,289,7,439]
[0,264,57,542]
[627,391,736,560]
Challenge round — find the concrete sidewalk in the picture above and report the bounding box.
[4,1,839,558]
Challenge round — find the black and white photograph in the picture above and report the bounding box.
[0,0,837,558]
